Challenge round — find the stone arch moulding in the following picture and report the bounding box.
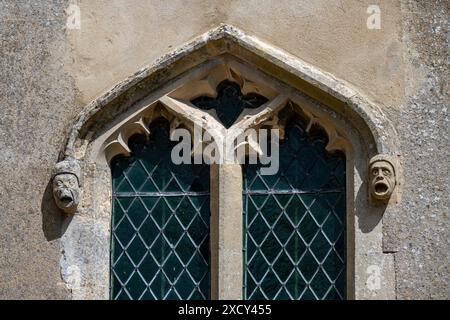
[64,25,399,159]
[55,24,400,300]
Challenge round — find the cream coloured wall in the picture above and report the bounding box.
[65,0,405,108]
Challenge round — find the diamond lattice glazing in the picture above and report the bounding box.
[243,116,346,300]
[111,119,211,300]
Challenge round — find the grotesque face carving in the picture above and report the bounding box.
[369,156,396,202]
[53,173,80,214]
[52,158,81,214]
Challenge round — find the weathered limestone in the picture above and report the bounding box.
[56,27,399,300]
[210,164,243,299]
[52,158,81,214]
[61,25,400,162]
[368,155,397,204]
[1,0,447,300]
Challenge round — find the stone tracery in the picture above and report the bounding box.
[51,25,399,300]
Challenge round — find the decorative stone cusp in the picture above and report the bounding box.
[52,158,81,214]
[369,155,396,203]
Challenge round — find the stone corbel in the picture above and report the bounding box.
[368,154,398,205]
[52,157,82,214]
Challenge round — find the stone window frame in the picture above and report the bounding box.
[57,25,400,300]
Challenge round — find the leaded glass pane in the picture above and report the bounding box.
[191,80,268,128]
[243,114,346,300]
[111,119,210,300]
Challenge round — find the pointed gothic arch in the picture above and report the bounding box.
[55,25,398,300]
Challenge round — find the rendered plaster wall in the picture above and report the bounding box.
[66,0,405,108]
[0,0,448,299]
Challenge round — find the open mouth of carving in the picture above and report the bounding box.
[60,195,74,206]
[374,182,389,195]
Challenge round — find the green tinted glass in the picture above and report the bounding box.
[191,80,268,128]
[243,116,346,300]
[111,119,210,300]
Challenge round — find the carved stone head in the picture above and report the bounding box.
[369,155,396,203]
[52,158,81,214]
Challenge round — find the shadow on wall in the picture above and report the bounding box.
[41,178,72,241]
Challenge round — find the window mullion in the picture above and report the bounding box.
[210,163,243,299]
